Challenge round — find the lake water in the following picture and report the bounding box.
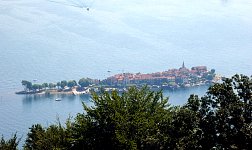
[0,0,252,147]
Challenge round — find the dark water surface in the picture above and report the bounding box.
[0,0,252,147]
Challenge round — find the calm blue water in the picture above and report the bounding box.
[0,0,252,147]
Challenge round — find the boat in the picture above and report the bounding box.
[55,98,61,101]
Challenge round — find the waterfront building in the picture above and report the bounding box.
[103,62,215,89]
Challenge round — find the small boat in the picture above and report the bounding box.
[55,98,61,101]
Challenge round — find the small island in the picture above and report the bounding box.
[16,62,221,95]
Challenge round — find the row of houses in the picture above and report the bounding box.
[102,62,215,89]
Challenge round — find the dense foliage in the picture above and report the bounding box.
[20,78,94,92]
[7,74,252,149]
[0,134,19,150]
[78,78,92,88]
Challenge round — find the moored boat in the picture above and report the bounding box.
[55,98,61,101]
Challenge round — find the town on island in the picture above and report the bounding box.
[16,62,221,95]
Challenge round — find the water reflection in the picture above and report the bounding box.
[22,94,50,105]
[21,85,209,108]
[22,93,92,105]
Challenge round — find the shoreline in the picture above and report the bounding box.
[17,64,221,96]
[16,88,82,95]
[15,83,212,96]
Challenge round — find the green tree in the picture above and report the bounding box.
[0,134,19,150]
[169,105,201,149]
[206,74,214,80]
[56,82,61,89]
[78,78,92,88]
[42,83,48,90]
[67,80,77,88]
[21,80,32,91]
[24,124,45,150]
[183,74,252,149]
[60,80,67,89]
[24,123,70,150]
[210,69,215,74]
[48,83,56,89]
[32,84,40,91]
[68,87,172,149]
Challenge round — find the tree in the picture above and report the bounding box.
[24,123,70,150]
[0,134,19,150]
[60,80,67,89]
[169,105,201,149]
[32,84,40,91]
[21,80,32,91]
[42,83,48,90]
[206,74,214,80]
[56,82,61,89]
[182,74,252,149]
[48,83,56,89]
[24,124,45,150]
[68,87,172,149]
[67,80,77,88]
[210,69,215,74]
[78,78,92,88]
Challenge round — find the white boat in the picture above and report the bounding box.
[55,98,61,101]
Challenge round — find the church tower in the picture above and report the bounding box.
[182,61,185,68]
[179,61,187,71]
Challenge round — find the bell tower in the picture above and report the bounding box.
[182,61,185,68]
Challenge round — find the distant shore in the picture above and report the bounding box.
[16,64,221,95]
[16,87,89,95]
[15,82,216,96]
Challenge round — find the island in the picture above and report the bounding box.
[16,62,221,95]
